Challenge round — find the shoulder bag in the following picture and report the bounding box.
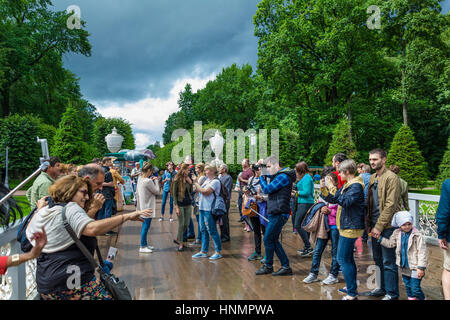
[61,206,132,300]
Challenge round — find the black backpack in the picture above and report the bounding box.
[17,196,56,253]
[215,178,229,203]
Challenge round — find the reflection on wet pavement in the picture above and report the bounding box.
[104,192,445,300]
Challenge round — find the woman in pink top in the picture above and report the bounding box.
[303,171,341,285]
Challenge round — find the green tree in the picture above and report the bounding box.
[147,141,161,154]
[0,114,41,179]
[178,83,198,129]
[0,0,91,117]
[93,117,135,156]
[380,0,449,126]
[193,64,258,130]
[436,137,450,190]
[162,111,187,146]
[386,125,428,189]
[52,103,88,164]
[324,118,359,166]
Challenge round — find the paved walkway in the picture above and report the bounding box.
[100,192,444,300]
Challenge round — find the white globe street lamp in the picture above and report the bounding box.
[105,127,124,153]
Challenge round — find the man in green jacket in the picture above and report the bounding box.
[26,157,61,210]
[366,149,402,300]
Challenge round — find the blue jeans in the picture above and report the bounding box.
[97,199,114,220]
[295,203,314,249]
[238,191,243,218]
[161,190,173,216]
[264,214,290,269]
[337,235,358,297]
[371,227,399,298]
[402,274,425,300]
[310,228,340,277]
[194,211,201,242]
[199,210,222,253]
[183,217,195,240]
[140,218,152,247]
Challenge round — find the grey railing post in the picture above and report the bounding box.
[409,198,420,229]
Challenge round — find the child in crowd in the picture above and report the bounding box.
[303,172,340,285]
[378,211,428,300]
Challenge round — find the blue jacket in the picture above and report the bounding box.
[437,179,450,242]
[321,176,366,230]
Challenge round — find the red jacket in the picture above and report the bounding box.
[0,256,8,275]
[333,171,346,189]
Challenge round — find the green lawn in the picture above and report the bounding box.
[409,189,441,196]
[8,178,36,191]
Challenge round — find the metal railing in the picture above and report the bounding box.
[0,221,38,300]
[313,185,440,245]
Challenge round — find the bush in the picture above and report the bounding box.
[0,114,42,177]
[387,125,428,189]
[52,102,90,164]
[324,118,358,166]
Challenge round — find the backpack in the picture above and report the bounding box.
[211,179,228,219]
[216,178,229,203]
[17,196,55,253]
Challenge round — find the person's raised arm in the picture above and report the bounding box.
[82,209,152,237]
[259,174,290,195]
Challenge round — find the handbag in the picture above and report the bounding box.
[61,206,133,300]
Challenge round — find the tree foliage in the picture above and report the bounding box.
[93,117,135,156]
[386,125,428,189]
[436,137,450,190]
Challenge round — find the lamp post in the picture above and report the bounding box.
[105,127,124,153]
[250,133,257,164]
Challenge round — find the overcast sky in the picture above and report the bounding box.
[54,0,450,149]
[54,0,260,149]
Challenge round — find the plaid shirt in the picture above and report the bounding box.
[259,169,292,219]
[259,169,291,194]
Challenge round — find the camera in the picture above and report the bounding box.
[188,166,196,179]
[244,185,258,196]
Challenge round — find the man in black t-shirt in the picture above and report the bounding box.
[97,158,115,235]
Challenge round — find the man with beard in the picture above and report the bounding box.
[366,148,402,300]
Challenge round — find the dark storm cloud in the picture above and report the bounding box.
[53,0,260,104]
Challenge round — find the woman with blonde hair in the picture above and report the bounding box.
[171,164,194,251]
[189,163,207,247]
[191,163,223,260]
[136,162,161,253]
[26,175,151,300]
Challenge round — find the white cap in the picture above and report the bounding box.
[391,211,414,228]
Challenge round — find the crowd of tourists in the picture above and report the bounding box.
[1,148,449,301]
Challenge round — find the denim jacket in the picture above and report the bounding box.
[321,176,366,230]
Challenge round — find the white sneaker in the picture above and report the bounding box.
[139,247,153,253]
[170,217,174,222]
[303,273,319,284]
[147,245,155,250]
[321,274,339,285]
[159,217,164,221]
